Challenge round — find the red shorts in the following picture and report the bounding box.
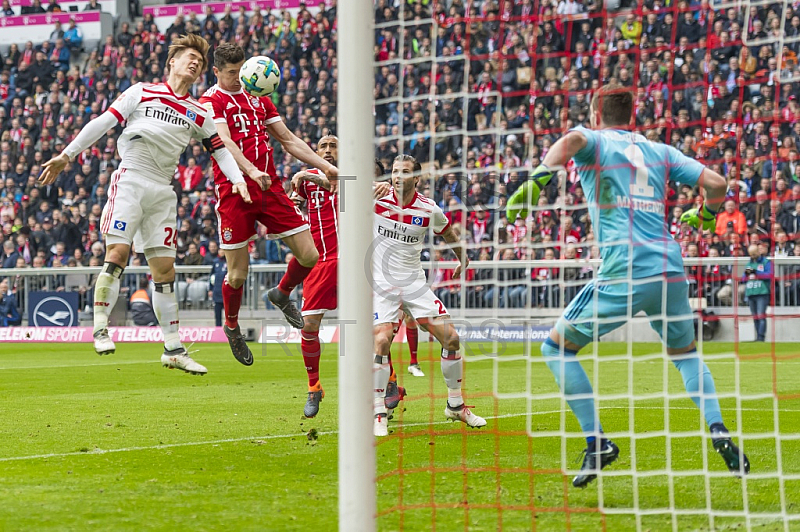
[215,180,308,249]
[301,259,337,316]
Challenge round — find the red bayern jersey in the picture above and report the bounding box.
[297,168,338,262]
[199,84,282,186]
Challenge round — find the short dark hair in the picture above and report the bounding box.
[590,84,633,127]
[214,43,245,68]
[393,154,422,174]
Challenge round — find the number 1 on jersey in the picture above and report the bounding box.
[625,144,654,198]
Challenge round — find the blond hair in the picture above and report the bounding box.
[166,34,209,74]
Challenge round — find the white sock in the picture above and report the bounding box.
[441,348,463,408]
[153,282,182,351]
[373,354,390,415]
[93,263,123,333]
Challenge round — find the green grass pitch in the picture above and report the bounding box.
[0,340,798,531]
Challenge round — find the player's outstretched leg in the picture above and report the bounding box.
[222,277,253,366]
[420,317,486,428]
[153,280,207,375]
[541,336,618,487]
[405,317,424,377]
[373,354,390,436]
[671,347,750,475]
[93,261,123,355]
[301,327,324,418]
[270,232,319,329]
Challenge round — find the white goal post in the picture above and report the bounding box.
[337,0,377,530]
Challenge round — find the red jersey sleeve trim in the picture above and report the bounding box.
[434,220,451,236]
[108,107,124,123]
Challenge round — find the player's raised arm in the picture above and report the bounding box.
[266,120,339,192]
[506,130,587,222]
[39,83,143,185]
[215,120,272,191]
[673,148,727,232]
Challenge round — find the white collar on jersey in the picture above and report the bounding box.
[215,84,245,96]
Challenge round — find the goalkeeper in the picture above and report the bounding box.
[507,84,749,488]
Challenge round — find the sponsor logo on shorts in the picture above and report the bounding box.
[113,220,126,231]
[222,227,233,242]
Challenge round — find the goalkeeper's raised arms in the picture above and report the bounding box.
[680,204,719,232]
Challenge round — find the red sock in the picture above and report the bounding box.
[301,330,321,387]
[222,277,243,328]
[278,258,314,295]
[388,352,394,376]
[407,326,419,365]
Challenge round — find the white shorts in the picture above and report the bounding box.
[100,168,178,258]
[372,271,449,325]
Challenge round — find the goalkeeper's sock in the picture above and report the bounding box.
[407,324,419,365]
[541,338,602,435]
[93,262,123,333]
[441,349,464,408]
[153,281,183,351]
[672,349,723,427]
[373,354,390,415]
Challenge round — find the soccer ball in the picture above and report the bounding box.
[239,56,281,97]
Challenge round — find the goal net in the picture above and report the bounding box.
[369,0,800,530]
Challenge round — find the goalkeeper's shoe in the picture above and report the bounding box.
[711,426,750,476]
[506,164,558,222]
[224,324,253,366]
[573,439,620,488]
[680,204,718,232]
[304,382,324,418]
[267,287,305,329]
[374,413,389,437]
[93,328,115,356]
[444,403,487,428]
[161,347,207,375]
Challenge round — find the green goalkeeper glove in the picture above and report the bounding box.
[506,164,559,222]
[680,204,718,232]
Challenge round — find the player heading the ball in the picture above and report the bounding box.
[200,43,338,365]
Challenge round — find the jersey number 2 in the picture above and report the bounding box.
[164,227,178,248]
[625,144,654,198]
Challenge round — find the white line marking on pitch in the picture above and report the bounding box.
[2,406,799,463]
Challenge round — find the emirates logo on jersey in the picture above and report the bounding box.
[222,227,233,242]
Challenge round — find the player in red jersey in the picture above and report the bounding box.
[290,142,406,417]
[199,44,338,365]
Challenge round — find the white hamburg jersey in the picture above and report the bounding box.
[373,191,450,283]
[108,82,217,183]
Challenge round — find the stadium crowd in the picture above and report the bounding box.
[0,0,799,320]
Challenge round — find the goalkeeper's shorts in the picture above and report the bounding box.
[555,274,695,350]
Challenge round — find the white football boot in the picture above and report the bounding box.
[444,404,487,428]
[161,346,208,375]
[93,328,116,356]
[407,364,425,377]
[374,413,389,437]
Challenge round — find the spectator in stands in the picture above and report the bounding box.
[0,278,21,326]
[716,199,747,236]
[743,244,772,342]
[63,18,84,56]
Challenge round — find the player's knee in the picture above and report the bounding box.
[302,319,321,334]
[226,274,246,289]
[374,332,392,355]
[299,246,319,268]
[443,330,460,352]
